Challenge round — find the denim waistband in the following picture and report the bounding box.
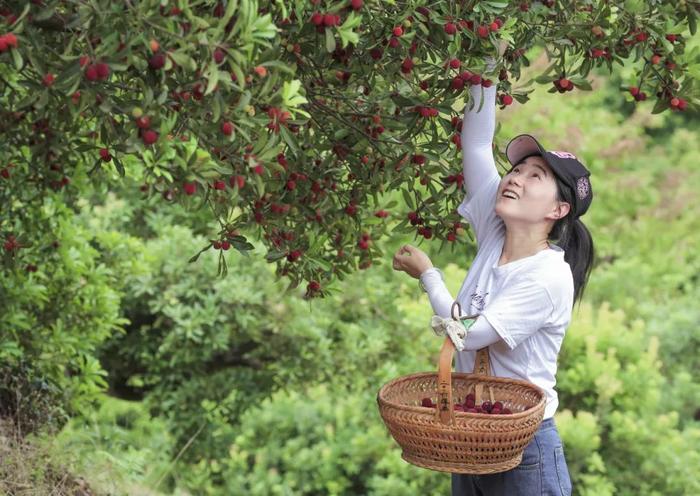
[538,417,556,432]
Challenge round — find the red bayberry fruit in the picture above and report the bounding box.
[99,148,111,162]
[135,116,151,129]
[149,52,166,69]
[501,94,513,105]
[444,22,457,35]
[213,48,225,64]
[350,0,363,10]
[142,129,158,145]
[84,64,99,81]
[42,73,55,87]
[477,25,489,37]
[421,398,434,408]
[221,121,233,136]
[323,14,336,27]
[449,58,461,69]
[392,26,403,37]
[183,182,196,195]
[213,180,226,190]
[95,63,110,79]
[310,12,323,25]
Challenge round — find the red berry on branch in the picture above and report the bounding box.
[99,148,111,162]
[287,250,302,262]
[213,48,225,64]
[142,129,158,145]
[350,0,363,10]
[323,14,336,27]
[501,94,513,105]
[449,58,460,69]
[183,182,197,195]
[42,73,55,87]
[136,116,151,129]
[477,25,489,38]
[392,26,403,37]
[444,22,457,35]
[84,64,99,81]
[665,33,678,43]
[95,63,110,80]
[213,180,226,190]
[489,21,499,32]
[221,120,234,136]
[149,52,165,70]
[310,12,323,25]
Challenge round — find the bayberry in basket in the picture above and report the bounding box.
[421,397,435,408]
[481,401,493,413]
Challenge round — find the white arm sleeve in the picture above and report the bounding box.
[420,269,502,350]
[461,84,500,201]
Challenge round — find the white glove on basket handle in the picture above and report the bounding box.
[430,302,478,351]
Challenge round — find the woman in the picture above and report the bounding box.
[392,75,594,496]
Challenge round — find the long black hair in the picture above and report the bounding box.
[549,176,595,304]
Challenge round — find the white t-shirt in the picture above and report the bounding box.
[452,173,574,419]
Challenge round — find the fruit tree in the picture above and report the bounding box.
[1,0,699,295]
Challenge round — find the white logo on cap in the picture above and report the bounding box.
[576,177,590,200]
[550,151,577,160]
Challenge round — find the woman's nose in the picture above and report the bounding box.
[507,175,521,187]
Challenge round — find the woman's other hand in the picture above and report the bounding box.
[392,244,434,279]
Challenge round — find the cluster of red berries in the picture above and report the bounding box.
[449,70,493,91]
[553,78,575,93]
[82,57,110,82]
[0,32,18,52]
[310,12,342,29]
[3,234,21,253]
[421,393,516,415]
[415,106,439,118]
[134,114,159,145]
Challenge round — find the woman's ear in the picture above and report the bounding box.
[548,201,571,220]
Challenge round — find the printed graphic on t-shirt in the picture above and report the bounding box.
[470,287,489,312]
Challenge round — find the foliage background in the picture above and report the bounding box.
[2,14,700,496]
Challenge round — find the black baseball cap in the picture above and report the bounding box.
[505,134,593,218]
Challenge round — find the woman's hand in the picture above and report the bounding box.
[392,244,434,279]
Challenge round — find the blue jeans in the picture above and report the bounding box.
[451,418,572,496]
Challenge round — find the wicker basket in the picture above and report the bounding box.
[377,324,546,474]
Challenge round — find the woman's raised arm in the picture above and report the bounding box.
[460,83,499,201]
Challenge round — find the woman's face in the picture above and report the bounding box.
[495,155,569,225]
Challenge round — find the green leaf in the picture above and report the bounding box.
[12,47,23,70]
[325,28,336,53]
[402,189,415,210]
[266,250,287,262]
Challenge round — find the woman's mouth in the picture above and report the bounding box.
[502,189,519,200]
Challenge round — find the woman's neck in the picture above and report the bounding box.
[499,226,550,266]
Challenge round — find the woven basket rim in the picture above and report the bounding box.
[377,370,546,420]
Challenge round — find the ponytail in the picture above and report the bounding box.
[550,178,595,304]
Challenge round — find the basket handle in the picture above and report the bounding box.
[435,303,493,424]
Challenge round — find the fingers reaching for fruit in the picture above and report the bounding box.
[392,244,433,279]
